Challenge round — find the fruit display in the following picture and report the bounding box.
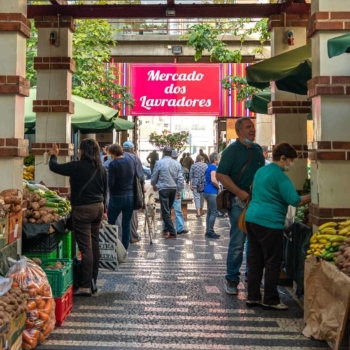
[23,182,71,224]
[295,204,310,226]
[6,257,56,350]
[23,166,35,181]
[307,221,350,264]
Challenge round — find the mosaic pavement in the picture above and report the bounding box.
[38,213,329,350]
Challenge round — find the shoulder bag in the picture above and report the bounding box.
[66,167,99,231]
[216,148,254,212]
[125,153,144,210]
[237,183,253,234]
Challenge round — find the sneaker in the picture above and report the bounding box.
[205,233,220,239]
[162,231,169,237]
[225,281,238,295]
[262,302,288,310]
[177,229,189,234]
[246,300,262,307]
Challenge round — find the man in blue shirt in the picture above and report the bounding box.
[216,118,264,295]
[151,147,184,239]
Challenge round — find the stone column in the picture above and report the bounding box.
[32,15,75,195]
[255,114,272,147]
[268,13,310,190]
[307,0,350,227]
[0,1,30,192]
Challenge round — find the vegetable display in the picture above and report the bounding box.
[0,189,23,217]
[23,182,71,224]
[0,287,27,327]
[295,204,309,226]
[6,257,56,349]
[307,221,350,267]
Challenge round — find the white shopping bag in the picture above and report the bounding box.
[284,206,296,241]
[99,221,119,271]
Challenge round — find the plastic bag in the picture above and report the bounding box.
[284,206,296,241]
[6,257,56,350]
[99,221,118,271]
[0,276,13,297]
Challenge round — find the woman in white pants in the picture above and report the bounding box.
[189,155,208,217]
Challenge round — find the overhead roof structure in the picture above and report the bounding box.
[27,0,310,19]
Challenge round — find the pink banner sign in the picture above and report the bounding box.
[130,64,221,116]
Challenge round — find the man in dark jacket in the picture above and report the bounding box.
[147,150,159,174]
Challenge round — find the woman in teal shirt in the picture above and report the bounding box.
[245,143,311,310]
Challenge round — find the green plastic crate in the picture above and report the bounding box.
[41,258,73,298]
[25,250,57,260]
[56,232,72,259]
[57,241,63,259]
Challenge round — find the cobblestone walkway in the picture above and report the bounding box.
[39,213,328,350]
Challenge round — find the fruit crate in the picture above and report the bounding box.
[41,258,73,298]
[56,231,72,259]
[23,232,58,254]
[55,285,73,327]
[24,241,62,260]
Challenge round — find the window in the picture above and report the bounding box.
[191,124,206,131]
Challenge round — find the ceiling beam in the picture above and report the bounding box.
[27,3,310,19]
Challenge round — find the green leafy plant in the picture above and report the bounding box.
[24,153,35,167]
[26,7,134,113]
[183,18,270,100]
[221,75,261,101]
[149,130,190,153]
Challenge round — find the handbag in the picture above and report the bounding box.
[66,167,99,231]
[238,183,253,234]
[196,177,205,193]
[125,153,144,210]
[216,148,254,212]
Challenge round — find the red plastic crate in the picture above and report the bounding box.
[54,284,73,326]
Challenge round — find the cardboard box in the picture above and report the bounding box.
[10,335,21,350]
[8,211,22,245]
[9,312,26,348]
[0,322,10,350]
[0,215,9,249]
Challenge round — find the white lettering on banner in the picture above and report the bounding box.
[139,96,211,111]
[147,70,204,82]
[164,84,186,94]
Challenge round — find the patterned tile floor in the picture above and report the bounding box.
[38,213,329,350]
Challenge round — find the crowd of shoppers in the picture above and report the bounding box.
[48,118,311,311]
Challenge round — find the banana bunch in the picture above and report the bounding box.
[307,221,350,260]
[23,166,34,181]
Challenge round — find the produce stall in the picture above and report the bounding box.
[0,182,74,349]
[303,220,350,349]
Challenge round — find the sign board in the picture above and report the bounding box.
[131,64,221,116]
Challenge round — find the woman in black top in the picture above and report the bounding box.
[49,139,107,297]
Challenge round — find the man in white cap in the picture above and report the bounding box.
[160,150,188,235]
[151,146,184,239]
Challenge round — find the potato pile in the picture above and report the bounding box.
[0,189,22,216]
[7,258,56,350]
[333,238,350,276]
[0,287,27,327]
[32,258,64,271]
[23,190,61,225]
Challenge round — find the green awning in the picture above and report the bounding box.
[25,88,134,132]
[328,32,350,58]
[246,90,271,114]
[246,44,312,95]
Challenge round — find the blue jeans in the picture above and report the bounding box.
[226,198,250,284]
[204,193,218,235]
[108,192,134,250]
[162,196,184,232]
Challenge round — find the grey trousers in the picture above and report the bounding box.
[193,189,204,209]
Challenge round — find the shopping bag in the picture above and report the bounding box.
[117,238,128,264]
[284,206,296,241]
[99,221,119,271]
